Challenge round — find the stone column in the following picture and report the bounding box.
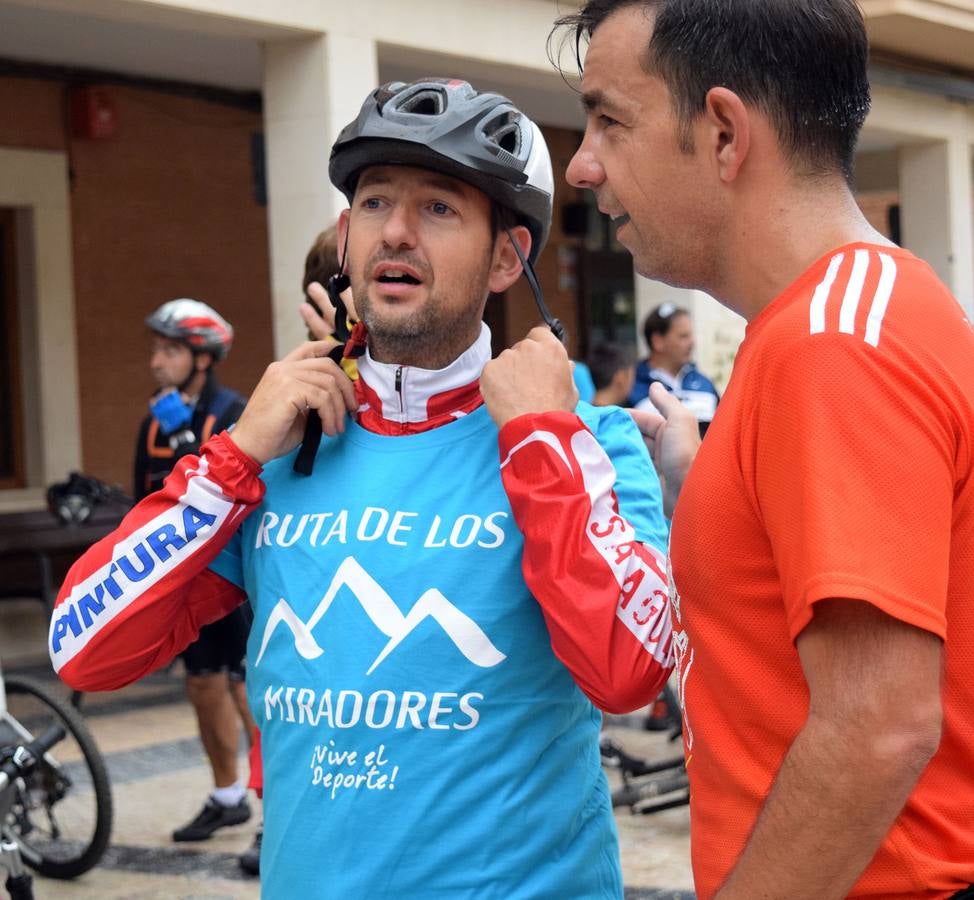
[900,131,974,316]
[262,32,379,357]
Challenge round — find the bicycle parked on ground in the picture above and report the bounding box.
[0,656,113,889]
[601,684,689,815]
[0,724,66,899]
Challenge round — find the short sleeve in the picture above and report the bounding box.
[750,333,956,641]
[208,527,246,591]
[578,404,669,553]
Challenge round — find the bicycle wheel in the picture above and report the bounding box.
[0,675,113,879]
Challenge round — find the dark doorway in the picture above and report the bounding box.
[575,190,636,360]
[578,248,638,355]
[0,208,25,488]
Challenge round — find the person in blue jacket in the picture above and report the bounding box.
[629,303,720,436]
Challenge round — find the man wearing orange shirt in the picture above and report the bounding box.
[537,1,974,898]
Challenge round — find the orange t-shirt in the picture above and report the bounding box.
[669,243,974,899]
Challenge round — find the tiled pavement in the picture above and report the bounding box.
[2,599,694,899]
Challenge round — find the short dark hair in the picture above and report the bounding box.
[587,342,635,390]
[491,201,520,240]
[302,226,342,295]
[642,303,688,348]
[552,0,871,182]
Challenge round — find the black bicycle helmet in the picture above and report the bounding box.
[329,78,554,264]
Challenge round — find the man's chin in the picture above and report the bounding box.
[633,254,691,292]
[362,309,427,342]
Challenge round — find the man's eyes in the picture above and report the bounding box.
[358,197,456,215]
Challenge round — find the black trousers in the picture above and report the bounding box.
[950,887,974,899]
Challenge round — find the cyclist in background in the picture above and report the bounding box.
[138,300,257,843]
[50,80,673,898]
[588,341,636,409]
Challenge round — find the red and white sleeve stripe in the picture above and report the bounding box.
[498,411,673,714]
[50,432,264,692]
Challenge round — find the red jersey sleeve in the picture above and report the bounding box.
[498,410,673,714]
[749,328,961,641]
[50,432,265,691]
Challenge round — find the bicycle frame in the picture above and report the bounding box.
[0,719,68,900]
[0,657,32,896]
[0,655,114,882]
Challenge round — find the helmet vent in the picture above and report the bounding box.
[483,112,522,156]
[493,147,520,169]
[399,88,446,116]
[497,127,519,154]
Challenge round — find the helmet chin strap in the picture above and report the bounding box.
[503,226,565,344]
[176,355,208,396]
[327,224,355,345]
[294,226,355,476]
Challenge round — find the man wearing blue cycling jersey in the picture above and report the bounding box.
[52,80,673,898]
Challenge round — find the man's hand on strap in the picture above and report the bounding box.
[480,326,578,428]
[230,341,357,465]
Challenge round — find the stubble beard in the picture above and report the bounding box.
[632,226,711,294]
[353,252,493,370]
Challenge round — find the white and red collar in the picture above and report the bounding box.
[354,324,490,435]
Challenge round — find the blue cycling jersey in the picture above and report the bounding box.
[210,396,665,899]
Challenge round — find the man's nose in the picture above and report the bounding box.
[381,204,419,249]
[566,139,604,190]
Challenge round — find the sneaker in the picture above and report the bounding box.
[172,797,252,842]
[239,825,262,876]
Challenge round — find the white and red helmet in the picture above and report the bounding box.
[145,299,233,362]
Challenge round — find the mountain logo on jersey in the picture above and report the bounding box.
[254,555,507,674]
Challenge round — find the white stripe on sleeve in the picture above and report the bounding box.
[864,252,897,348]
[839,249,870,335]
[809,253,845,335]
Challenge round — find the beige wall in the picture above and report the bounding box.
[0,76,274,494]
[0,145,80,508]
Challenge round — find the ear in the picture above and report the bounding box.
[488,225,532,294]
[702,87,750,184]
[336,208,352,269]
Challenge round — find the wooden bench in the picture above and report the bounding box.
[0,506,126,613]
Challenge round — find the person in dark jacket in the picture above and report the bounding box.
[137,299,257,842]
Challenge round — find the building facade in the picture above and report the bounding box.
[0,0,971,506]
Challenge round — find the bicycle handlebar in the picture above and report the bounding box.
[0,724,66,791]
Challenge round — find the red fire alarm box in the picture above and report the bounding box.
[69,86,117,140]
